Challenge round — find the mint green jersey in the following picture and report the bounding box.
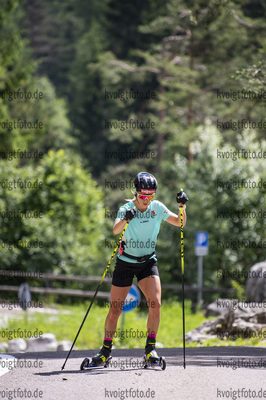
[115,200,171,263]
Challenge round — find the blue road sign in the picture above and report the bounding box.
[109,284,141,314]
[195,231,209,256]
[122,284,141,313]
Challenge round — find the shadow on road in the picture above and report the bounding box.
[9,346,264,375]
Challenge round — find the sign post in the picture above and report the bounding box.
[121,284,141,340]
[195,232,209,304]
[18,282,31,323]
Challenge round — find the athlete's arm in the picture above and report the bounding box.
[113,208,136,234]
[113,218,128,234]
[166,204,187,227]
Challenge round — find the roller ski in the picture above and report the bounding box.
[80,345,112,370]
[143,343,166,370]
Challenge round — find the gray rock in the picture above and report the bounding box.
[0,342,8,353]
[26,333,57,352]
[206,298,266,319]
[245,261,266,301]
[57,340,74,351]
[205,298,237,317]
[187,304,266,344]
[7,339,27,353]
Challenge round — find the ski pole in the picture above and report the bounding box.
[61,219,130,371]
[180,201,186,369]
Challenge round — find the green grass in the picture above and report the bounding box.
[1,301,265,350]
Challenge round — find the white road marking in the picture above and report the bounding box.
[0,354,16,377]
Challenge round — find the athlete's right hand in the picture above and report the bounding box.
[124,209,136,222]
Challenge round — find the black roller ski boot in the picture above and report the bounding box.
[143,340,166,370]
[92,345,112,365]
[80,342,112,370]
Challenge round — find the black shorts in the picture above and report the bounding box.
[112,257,159,287]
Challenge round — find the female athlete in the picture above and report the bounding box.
[92,172,188,366]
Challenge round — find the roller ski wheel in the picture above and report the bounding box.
[143,354,166,370]
[80,356,112,370]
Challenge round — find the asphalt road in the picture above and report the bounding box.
[1,347,266,400]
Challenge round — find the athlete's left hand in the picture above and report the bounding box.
[176,190,189,205]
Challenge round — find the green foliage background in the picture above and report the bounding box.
[0,0,265,303]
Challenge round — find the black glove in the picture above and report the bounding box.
[124,209,136,221]
[176,190,189,204]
